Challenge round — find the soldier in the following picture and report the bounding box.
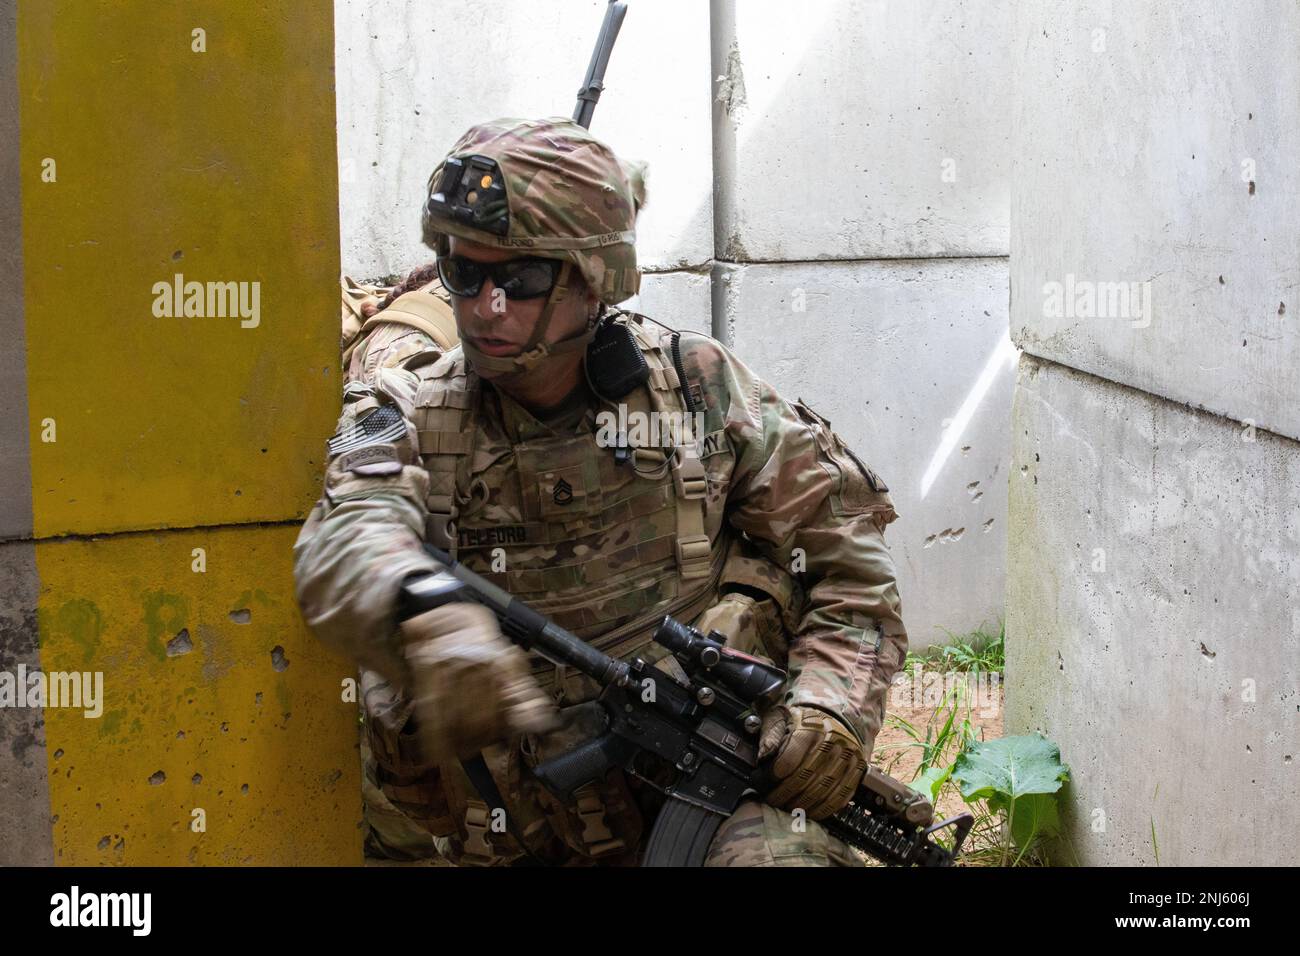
[294,116,909,866]
[339,266,457,384]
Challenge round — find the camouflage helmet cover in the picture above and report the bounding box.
[422,116,647,304]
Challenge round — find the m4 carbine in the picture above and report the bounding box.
[400,546,974,867]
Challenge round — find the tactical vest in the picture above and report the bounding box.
[408,314,729,704]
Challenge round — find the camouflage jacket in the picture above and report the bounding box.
[294,317,909,755]
[340,275,455,383]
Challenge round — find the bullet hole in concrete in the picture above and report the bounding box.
[255,692,263,706]
[148,770,166,786]
[1243,339,1247,347]
[982,519,995,532]
[97,835,110,850]
[1057,652,1064,672]
[114,838,125,851]
[1199,643,1217,659]
[261,448,268,453]
[1248,180,1255,195]
[166,628,193,657]
[923,534,936,548]
[1033,475,1038,484]
[240,784,249,795]
[220,721,229,733]
[176,730,185,739]
[1034,453,1040,462]
[54,748,64,759]
[1286,755,1293,765]
[1248,112,1253,119]
[1279,302,1286,316]
[235,489,242,496]
[1020,465,1029,475]
[172,250,183,261]
[1246,744,1252,753]
[229,609,251,624]
[192,773,202,785]
[271,646,290,672]
[1218,276,1225,284]
[961,445,971,455]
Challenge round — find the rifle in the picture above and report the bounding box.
[400,545,975,867]
[572,1,629,129]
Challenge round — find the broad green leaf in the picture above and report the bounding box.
[1008,792,1062,849]
[952,734,1070,855]
[952,734,1069,804]
[909,764,952,803]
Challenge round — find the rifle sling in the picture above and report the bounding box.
[459,752,548,867]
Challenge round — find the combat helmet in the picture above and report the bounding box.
[421,116,647,374]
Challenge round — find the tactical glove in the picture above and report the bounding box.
[758,704,867,820]
[400,603,559,764]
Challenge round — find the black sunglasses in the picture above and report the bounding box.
[436,254,563,300]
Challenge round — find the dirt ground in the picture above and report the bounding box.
[871,675,1006,824]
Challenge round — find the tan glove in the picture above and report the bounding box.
[759,704,867,820]
[400,603,558,765]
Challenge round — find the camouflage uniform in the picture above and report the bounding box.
[295,118,908,866]
[340,276,457,385]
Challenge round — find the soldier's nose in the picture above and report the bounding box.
[471,278,502,321]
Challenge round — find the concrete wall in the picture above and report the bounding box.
[336,0,1017,650]
[1007,1,1299,864]
[0,0,360,865]
[712,0,1014,647]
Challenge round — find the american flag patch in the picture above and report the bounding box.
[327,404,407,456]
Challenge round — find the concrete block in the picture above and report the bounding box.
[721,257,1014,649]
[1011,0,1300,441]
[0,540,53,865]
[16,0,341,537]
[713,0,1012,261]
[1006,355,1299,865]
[33,524,363,865]
[0,0,31,541]
[624,269,712,339]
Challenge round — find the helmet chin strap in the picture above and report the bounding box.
[462,262,600,375]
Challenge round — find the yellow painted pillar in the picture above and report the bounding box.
[0,0,361,864]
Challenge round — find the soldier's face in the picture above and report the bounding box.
[447,236,596,360]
